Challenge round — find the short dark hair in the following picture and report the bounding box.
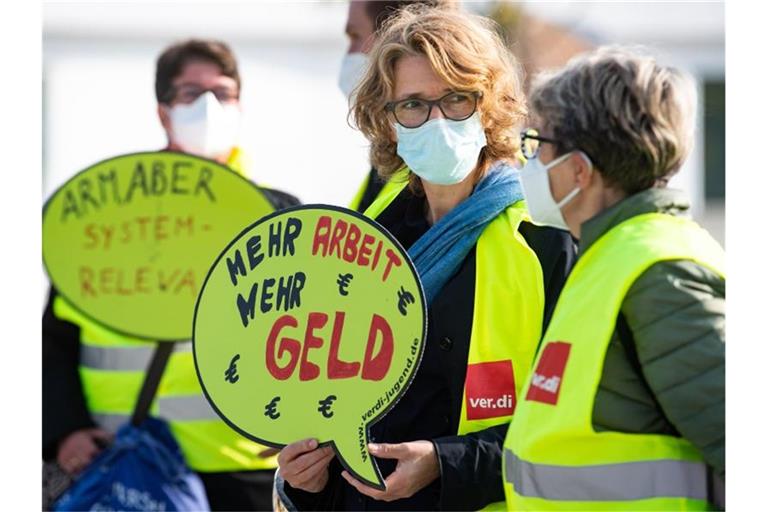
[155,39,241,104]
[529,47,696,194]
[365,0,455,32]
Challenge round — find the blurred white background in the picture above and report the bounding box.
[43,2,368,208]
[43,0,724,243]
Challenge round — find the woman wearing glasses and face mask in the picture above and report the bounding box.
[504,47,725,510]
[275,6,575,510]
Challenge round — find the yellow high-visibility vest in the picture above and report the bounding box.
[349,170,372,212]
[350,153,526,212]
[349,168,409,212]
[503,212,725,510]
[52,146,277,472]
[365,174,545,510]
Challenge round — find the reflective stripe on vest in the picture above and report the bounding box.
[53,296,277,472]
[364,172,545,511]
[80,341,192,371]
[158,394,219,421]
[504,449,708,502]
[92,413,129,433]
[503,212,725,511]
[91,393,219,433]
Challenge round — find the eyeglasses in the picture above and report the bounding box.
[520,128,558,159]
[385,91,481,129]
[165,85,239,105]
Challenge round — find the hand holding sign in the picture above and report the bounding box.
[341,441,439,501]
[193,206,426,489]
[277,439,335,493]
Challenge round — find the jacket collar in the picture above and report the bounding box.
[579,187,691,253]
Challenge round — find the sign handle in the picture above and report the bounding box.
[131,342,175,427]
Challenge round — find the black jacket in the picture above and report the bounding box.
[354,168,387,213]
[261,187,301,212]
[284,187,575,510]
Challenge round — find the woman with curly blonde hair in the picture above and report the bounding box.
[276,6,574,510]
[353,6,523,193]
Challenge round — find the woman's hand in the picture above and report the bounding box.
[57,428,113,475]
[277,438,335,493]
[341,440,440,502]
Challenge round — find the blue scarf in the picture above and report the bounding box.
[409,161,524,304]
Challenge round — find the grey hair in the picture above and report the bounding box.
[529,45,697,193]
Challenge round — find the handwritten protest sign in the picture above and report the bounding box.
[193,206,426,489]
[42,151,274,340]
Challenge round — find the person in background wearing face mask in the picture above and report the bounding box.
[156,38,299,209]
[42,39,294,511]
[504,47,725,510]
[275,6,575,510]
[342,0,455,213]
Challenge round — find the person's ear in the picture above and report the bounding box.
[572,151,595,189]
[157,103,172,138]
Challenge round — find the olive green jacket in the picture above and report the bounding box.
[581,188,725,477]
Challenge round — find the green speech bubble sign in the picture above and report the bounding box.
[42,151,274,341]
[193,206,426,489]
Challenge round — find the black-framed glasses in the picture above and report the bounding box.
[386,91,481,129]
[520,128,558,159]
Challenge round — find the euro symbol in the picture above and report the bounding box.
[224,354,240,384]
[337,273,353,296]
[397,286,415,316]
[317,395,337,418]
[265,396,281,420]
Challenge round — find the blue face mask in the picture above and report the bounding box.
[395,112,487,185]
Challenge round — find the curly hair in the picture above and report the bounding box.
[352,5,526,192]
[529,46,697,194]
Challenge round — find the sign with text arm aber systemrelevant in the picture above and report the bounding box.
[42,151,274,341]
[193,206,427,490]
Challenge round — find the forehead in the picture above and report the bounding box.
[392,55,452,100]
[173,59,236,88]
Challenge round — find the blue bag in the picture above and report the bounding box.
[53,418,210,511]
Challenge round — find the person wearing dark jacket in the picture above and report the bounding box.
[275,6,575,510]
[504,47,725,510]
[43,38,299,511]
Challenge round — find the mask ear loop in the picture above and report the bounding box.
[555,185,581,209]
[543,151,573,171]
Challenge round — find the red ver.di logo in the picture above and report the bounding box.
[525,341,571,405]
[465,360,516,420]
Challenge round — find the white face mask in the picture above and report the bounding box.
[395,112,487,186]
[519,151,588,231]
[338,52,369,100]
[168,91,241,160]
